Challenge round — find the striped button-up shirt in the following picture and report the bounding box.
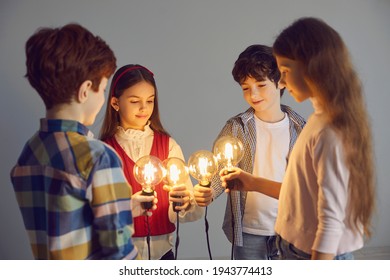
[10,119,138,259]
[211,105,306,246]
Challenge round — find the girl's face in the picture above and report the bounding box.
[240,76,282,118]
[111,81,155,130]
[276,55,312,102]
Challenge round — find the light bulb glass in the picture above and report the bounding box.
[188,150,218,186]
[213,135,244,171]
[133,155,164,193]
[163,157,189,186]
[163,157,189,212]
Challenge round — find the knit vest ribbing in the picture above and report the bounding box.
[105,132,175,237]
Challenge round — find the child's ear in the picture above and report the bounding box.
[277,81,285,90]
[77,80,93,103]
[110,97,119,111]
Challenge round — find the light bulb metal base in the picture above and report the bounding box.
[200,181,211,188]
[173,197,183,212]
[141,189,154,210]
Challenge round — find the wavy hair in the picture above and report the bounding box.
[232,44,285,96]
[273,17,375,237]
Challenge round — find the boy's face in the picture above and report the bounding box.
[240,76,282,116]
[113,80,155,130]
[275,55,312,102]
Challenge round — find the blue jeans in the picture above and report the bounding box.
[234,232,279,260]
[276,235,354,260]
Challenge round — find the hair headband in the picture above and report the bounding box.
[111,66,154,97]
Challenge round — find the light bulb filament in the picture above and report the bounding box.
[225,143,234,170]
[169,164,181,185]
[143,161,156,185]
[199,157,208,176]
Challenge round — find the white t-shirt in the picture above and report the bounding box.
[243,113,290,236]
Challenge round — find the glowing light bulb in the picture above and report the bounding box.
[213,136,244,189]
[164,157,188,186]
[133,155,164,209]
[163,157,189,212]
[188,150,218,187]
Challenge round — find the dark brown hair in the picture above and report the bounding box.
[25,23,116,109]
[273,17,375,237]
[232,44,284,96]
[99,64,169,141]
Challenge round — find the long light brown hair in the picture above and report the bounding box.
[273,17,375,237]
[100,64,170,141]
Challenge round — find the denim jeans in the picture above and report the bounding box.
[276,235,354,260]
[233,232,279,260]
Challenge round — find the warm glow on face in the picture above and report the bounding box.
[117,81,155,130]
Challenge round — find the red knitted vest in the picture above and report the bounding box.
[105,132,175,237]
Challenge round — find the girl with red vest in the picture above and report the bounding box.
[100,64,203,260]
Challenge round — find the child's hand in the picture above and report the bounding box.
[168,184,191,212]
[193,184,213,207]
[219,167,245,192]
[131,190,158,217]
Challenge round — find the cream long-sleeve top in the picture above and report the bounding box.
[274,98,364,256]
[114,124,204,260]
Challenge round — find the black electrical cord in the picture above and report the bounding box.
[205,206,213,260]
[224,170,236,260]
[174,211,180,260]
[141,190,154,260]
[146,214,151,260]
[200,181,213,260]
[229,192,235,260]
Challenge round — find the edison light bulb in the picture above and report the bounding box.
[163,157,189,212]
[213,135,244,189]
[133,155,164,209]
[188,150,218,187]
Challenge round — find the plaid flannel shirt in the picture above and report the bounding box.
[10,119,137,259]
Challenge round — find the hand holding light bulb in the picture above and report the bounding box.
[218,166,249,193]
[213,136,244,190]
[133,155,164,210]
[188,150,218,207]
[131,190,158,217]
[163,157,191,212]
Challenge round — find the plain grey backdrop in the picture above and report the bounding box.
[1,0,389,259]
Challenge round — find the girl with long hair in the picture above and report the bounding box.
[100,64,203,260]
[220,17,375,260]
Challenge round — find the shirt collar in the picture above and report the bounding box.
[39,118,94,138]
[240,105,306,127]
[116,122,153,141]
[240,107,256,125]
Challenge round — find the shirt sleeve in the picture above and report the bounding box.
[88,147,138,260]
[311,128,350,254]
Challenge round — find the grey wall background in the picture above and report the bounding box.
[1,0,389,260]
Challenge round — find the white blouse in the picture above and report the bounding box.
[114,124,204,259]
